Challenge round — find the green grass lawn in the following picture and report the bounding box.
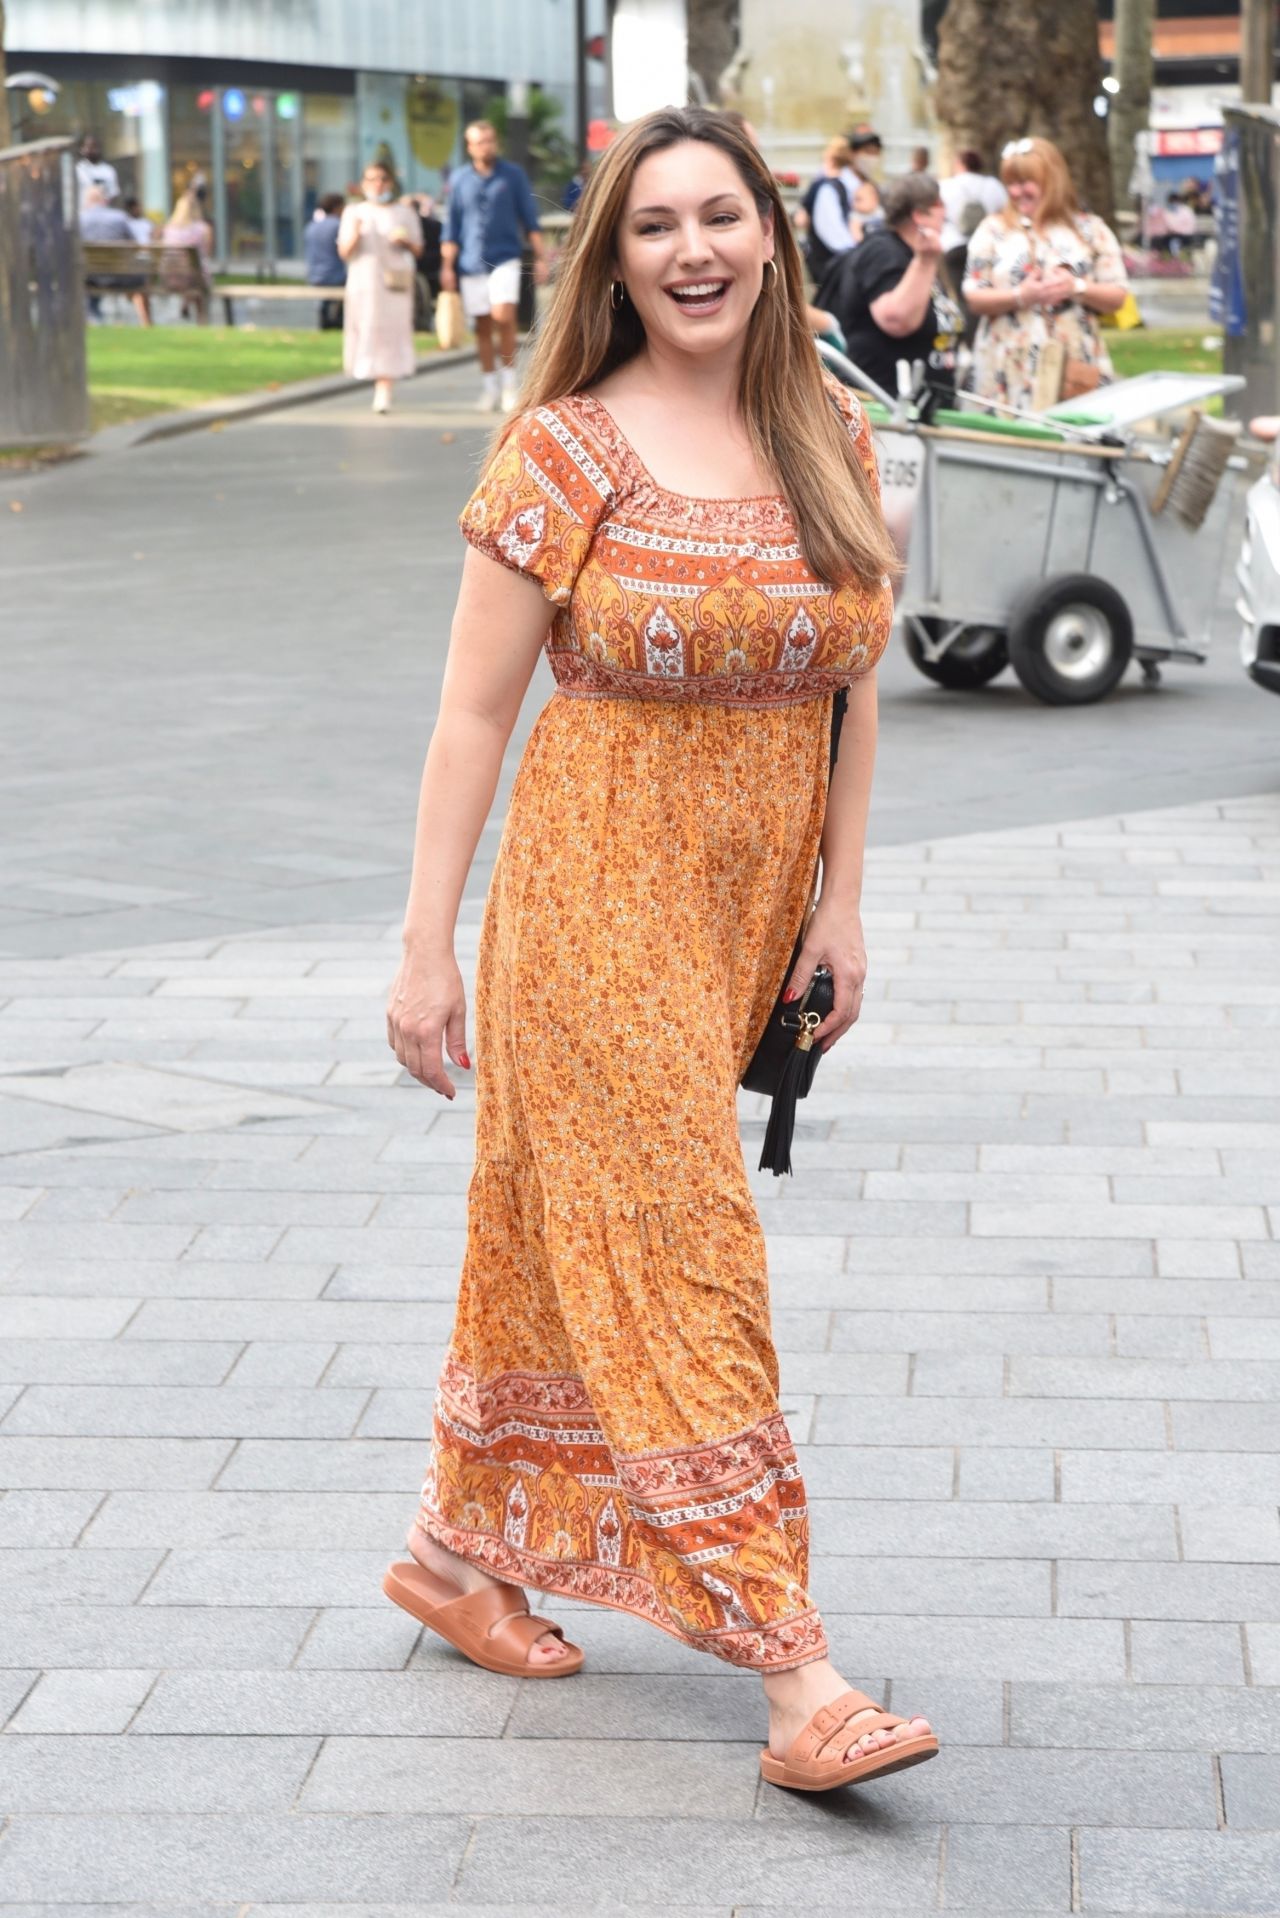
[1108,326,1222,381]
[84,325,437,430]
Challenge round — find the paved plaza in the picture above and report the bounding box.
[1,362,1279,1913]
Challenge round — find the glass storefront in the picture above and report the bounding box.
[6,61,531,265]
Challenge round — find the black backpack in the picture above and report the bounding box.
[801,173,851,285]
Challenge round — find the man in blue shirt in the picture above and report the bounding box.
[442,120,547,412]
[304,193,347,330]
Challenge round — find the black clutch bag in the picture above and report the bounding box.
[740,688,848,1178]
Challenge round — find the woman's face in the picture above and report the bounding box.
[363,170,392,202]
[1006,174,1043,220]
[614,140,774,359]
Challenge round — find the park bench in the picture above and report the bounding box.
[82,242,209,321]
[217,282,346,326]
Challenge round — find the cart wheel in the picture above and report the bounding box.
[1007,575,1134,706]
[904,621,1009,690]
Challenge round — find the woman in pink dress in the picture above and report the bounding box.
[338,163,424,414]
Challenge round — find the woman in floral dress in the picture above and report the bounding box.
[964,136,1128,415]
[382,107,939,1794]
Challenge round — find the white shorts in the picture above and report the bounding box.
[459,257,522,318]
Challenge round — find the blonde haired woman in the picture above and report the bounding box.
[383,105,938,1793]
[964,135,1128,415]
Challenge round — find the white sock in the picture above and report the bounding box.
[482,370,499,394]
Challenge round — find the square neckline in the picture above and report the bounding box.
[572,390,789,508]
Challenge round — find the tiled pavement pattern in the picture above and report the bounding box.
[0,790,1278,1913]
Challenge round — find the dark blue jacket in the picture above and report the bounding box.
[304,214,345,287]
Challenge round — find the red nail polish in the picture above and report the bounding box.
[782,987,798,1004]
[459,1052,471,1069]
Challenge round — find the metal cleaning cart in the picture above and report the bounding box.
[827,350,1247,705]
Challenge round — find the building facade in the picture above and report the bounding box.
[5,0,605,266]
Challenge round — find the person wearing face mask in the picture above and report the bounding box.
[817,172,962,411]
[337,162,424,414]
[382,103,940,1800]
[963,136,1127,415]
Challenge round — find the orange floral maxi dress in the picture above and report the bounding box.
[416,385,892,1671]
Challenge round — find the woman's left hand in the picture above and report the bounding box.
[783,899,867,1053]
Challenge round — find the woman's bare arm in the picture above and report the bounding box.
[388,548,552,1097]
[785,670,877,1049]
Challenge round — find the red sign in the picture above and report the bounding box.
[1153,128,1224,156]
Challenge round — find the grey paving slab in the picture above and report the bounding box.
[1077,1828,1280,1913]
[139,1548,394,1608]
[455,1816,942,1906]
[1010,1682,1280,1752]
[0,1605,311,1669]
[0,1338,240,1386]
[1220,1753,1280,1829]
[1060,1449,1280,1506]
[0,1668,38,1725]
[0,1734,320,1812]
[215,1437,425,1491]
[0,1489,103,1546]
[0,1258,335,1298]
[1,1384,369,1438]
[0,1437,234,1488]
[0,1548,162,1607]
[0,1815,472,1904]
[1058,1561,1280,1622]
[937,1823,1078,1910]
[756,1746,1217,1828]
[8,1666,156,1732]
[1130,1620,1247,1685]
[811,1395,1169,1448]
[132,1668,515,1736]
[814,1499,1175,1561]
[82,1490,410,1549]
[293,1606,423,1671]
[299,1734,758,1817]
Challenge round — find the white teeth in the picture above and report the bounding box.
[669,282,726,300]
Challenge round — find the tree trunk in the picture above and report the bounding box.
[1108,0,1153,213]
[687,0,739,106]
[0,2,13,152]
[935,0,1113,222]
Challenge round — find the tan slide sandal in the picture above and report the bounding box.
[760,1688,939,1792]
[382,1558,584,1679]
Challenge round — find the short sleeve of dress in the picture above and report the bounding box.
[1081,213,1128,289]
[962,213,1004,292]
[459,401,615,607]
[824,375,881,505]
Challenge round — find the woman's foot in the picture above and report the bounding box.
[763,1657,933,1763]
[405,1523,570,1668]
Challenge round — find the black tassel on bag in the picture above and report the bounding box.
[739,689,849,1177]
[756,992,827,1175]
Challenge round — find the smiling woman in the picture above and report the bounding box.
[382,105,939,1798]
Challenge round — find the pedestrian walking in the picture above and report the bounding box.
[939,147,1008,253]
[337,162,424,414]
[383,103,939,1794]
[963,136,1128,415]
[818,171,962,410]
[440,120,548,413]
[798,138,858,286]
[75,134,120,210]
[304,193,347,331]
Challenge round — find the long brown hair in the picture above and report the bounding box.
[513,106,896,588]
[998,137,1082,232]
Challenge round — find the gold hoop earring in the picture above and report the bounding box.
[763,260,779,288]
[610,280,626,311]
